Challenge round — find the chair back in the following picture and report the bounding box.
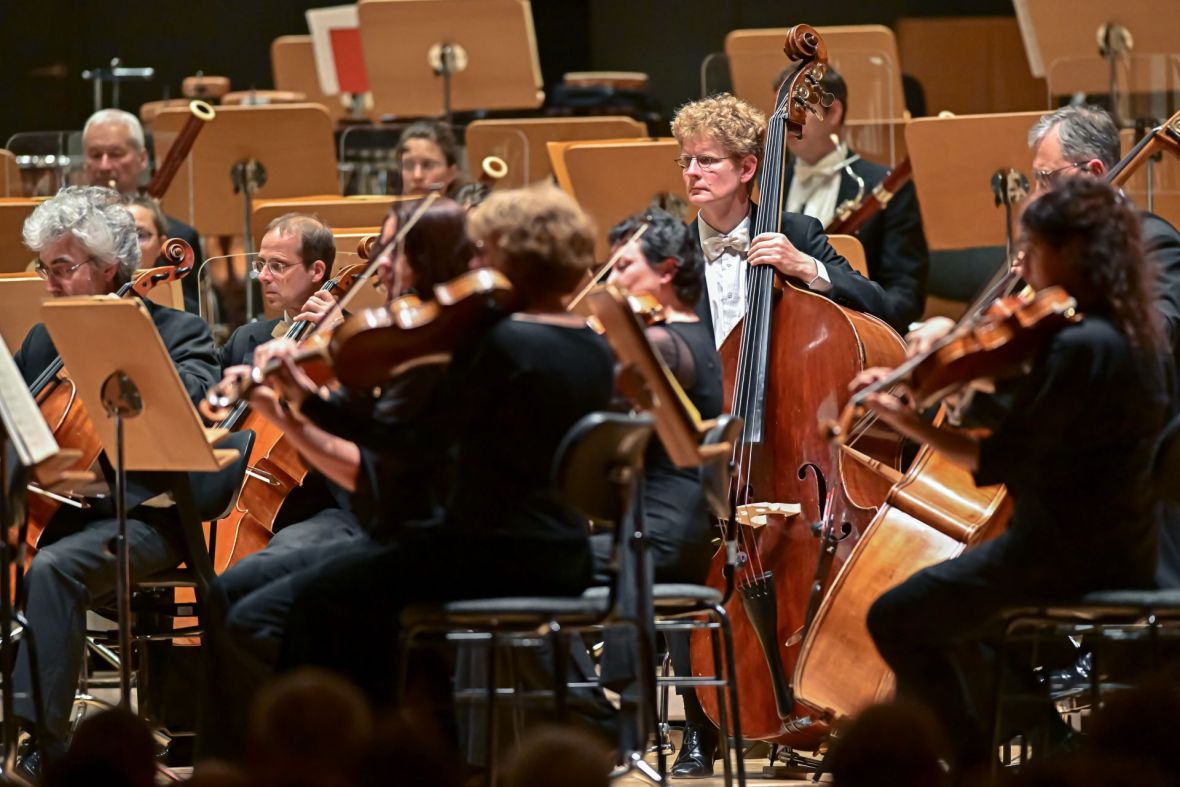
[552,411,655,528]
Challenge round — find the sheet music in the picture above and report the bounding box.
[0,329,58,467]
[1011,0,1046,78]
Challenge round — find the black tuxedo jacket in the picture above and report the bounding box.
[689,205,894,334]
[1142,210,1180,360]
[784,156,929,332]
[218,316,282,370]
[15,298,220,510]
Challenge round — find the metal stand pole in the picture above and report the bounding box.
[101,371,143,709]
[230,159,268,322]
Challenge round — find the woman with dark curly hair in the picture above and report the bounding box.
[851,177,1175,775]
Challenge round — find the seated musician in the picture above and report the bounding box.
[905,104,1180,587]
[780,65,929,333]
[860,177,1174,774]
[670,93,896,349]
[216,213,340,370]
[594,208,725,772]
[12,186,220,773]
[396,120,463,198]
[122,194,170,268]
[83,109,203,313]
[196,198,475,761]
[266,186,614,712]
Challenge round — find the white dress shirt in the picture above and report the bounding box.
[785,143,856,228]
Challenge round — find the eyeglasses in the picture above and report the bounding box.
[33,258,91,280]
[250,258,303,276]
[674,154,731,171]
[1033,162,1086,188]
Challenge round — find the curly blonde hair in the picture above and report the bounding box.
[468,184,596,301]
[671,93,767,160]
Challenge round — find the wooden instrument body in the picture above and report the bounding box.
[691,283,905,746]
[210,409,310,573]
[794,442,1010,720]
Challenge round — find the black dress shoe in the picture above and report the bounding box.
[671,724,718,779]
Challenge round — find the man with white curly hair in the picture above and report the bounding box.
[10,185,219,776]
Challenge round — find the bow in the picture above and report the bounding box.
[702,226,750,262]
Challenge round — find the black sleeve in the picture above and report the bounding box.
[1143,213,1180,353]
[647,325,696,390]
[783,212,893,320]
[869,181,929,332]
[160,311,221,405]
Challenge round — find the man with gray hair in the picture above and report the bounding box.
[1027,105,1180,346]
[11,185,219,775]
[83,108,204,311]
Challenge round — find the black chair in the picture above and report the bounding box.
[397,412,656,785]
[80,430,255,742]
[989,412,1180,774]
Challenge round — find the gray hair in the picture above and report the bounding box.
[83,108,146,151]
[1028,105,1121,170]
[23,186,142,285]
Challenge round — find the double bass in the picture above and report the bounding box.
[688,25,906,749]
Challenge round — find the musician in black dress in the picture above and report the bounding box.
[254,186,615,709]
[670,93,896,349]
[860,177,1174,773]
[593,208,725,773]
[782,66,929,333]
[11,187,220,771]
[196,199,474,760]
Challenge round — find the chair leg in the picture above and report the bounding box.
[709,618,734,787]
[714,604,746,787]
[990,617,1016,780]
[486,637,499,787]
[550,623,569,724]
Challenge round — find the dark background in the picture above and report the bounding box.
[0,0,1015,145]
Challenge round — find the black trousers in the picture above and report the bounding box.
[13,507,183,755]
[196,508,365,761]
[866,528,1151,767]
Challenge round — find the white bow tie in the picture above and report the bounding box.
[702,227,750,262]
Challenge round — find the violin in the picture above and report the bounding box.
[831,286,1081,440]
[201,266,516,418]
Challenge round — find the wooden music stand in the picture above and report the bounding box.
[251,195,405,251]
[0,274,48,354]
[41,297,238,706]
[905,112,1044,252]
[1,151,20,198]
[725,26,907,123]
[466,117,647,188]
[357,0,545,120]
[827,235,869,279]
[150,104,339,239]
[548,139,692,260]
[271,35,352,122]
[0,199,44,274]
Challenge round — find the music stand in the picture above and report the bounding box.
[828,235,869,279]
[466,117,647,188]
[0,199,44,274]
[41,298,238,708]
[1015,0,1180,124]
[548,139,692,260]
[0,333,89,772]
[151,104,339,319]
[357,0,545,121]
[1,151,19,198]
[0,274,48,354]
[251,194,401,251]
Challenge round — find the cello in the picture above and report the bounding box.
[23,239,196,560]
[792,286,1082,721]
[207,263,368,573]
[688,25,906,749]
